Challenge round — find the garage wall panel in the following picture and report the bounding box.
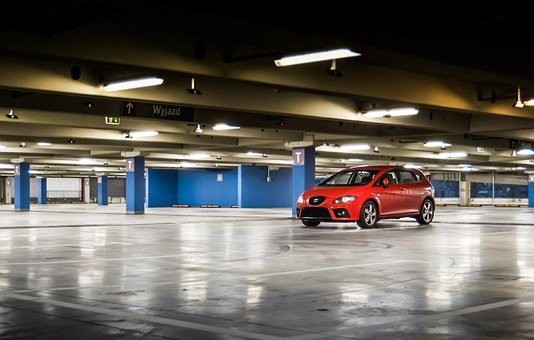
[147,169,178,207]
[177,169,238,207]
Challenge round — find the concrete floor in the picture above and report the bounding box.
[0,204,533,339]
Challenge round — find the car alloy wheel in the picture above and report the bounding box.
[357,201,378,228]
[416,199,434,225]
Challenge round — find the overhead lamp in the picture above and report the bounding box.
[338,144,371,151]
[373,146,380,153]
[274,48,360,67]
[517,148,534,156]
[326,60,342,77]
[186,77,202,95]
[187,153,210,159]
[193,124,204,133]
[178,161,196,168]
[345,158,364,162]
[0,144,5,149]
[514,166,526,170]
[523,99,534,106]
[404,164,422,169]
[19,142,26,148]
[67,138,76,144]
[125,130,159,138]
[213,123,240,131]
[424,141,452,148]
[439,151,467,158]
[78,158,98,165]
[362,108,419,118]
[102,76,164,92]
[0,164,13,169]
[246,152,263,157]
[459,167,478,172]
[5,109,18,119]
[28,170,44,174]
[457,164,471,168]
[511,150,517,157]
[514,86,525,108]
[37,142,52,146]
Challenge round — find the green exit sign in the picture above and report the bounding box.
[105,116,120,125]
[476,147,485,153]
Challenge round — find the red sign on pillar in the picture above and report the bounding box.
[292,149,305,165]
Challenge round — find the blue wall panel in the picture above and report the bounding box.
[147,169,178,207]
[177,169,238,207]
[529,182,534,208]
[268,167,293,207]
[238,165,293,208]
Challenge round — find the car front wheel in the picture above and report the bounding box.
[416,199,434,225]
[357,201,378,228]
[302,220,320,227]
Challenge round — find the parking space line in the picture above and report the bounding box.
[5,292,284,340]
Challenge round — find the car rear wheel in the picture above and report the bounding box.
[302,220,320,227]
[416,199,434,225]
[357,201,378,228]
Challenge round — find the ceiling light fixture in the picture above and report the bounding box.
[514,166,526,170]
[274,48,360,67]
[186,77,202,95]
[193,124,204,133]
[362,107,419,118]
[102,76,164,92]
[326,59,342,77]
[439,151,467,158]
[338,144,371,151]
[0,145,6,149]
[523,99,534,106]
[37,142,52,146]
[5,109,18,119]
[517,148,534,156]
[404,164,422,169]
[514,85,525,108]
[459,167,478,172]
[373,146,380,153]
[345,158,364,162]
[213,123,240,131]
[187,153,210,159]
[125,130,159,138]
[424,141,452,148]
[78,158,98,165]
[246,152,263,157]
[457,164,471,167]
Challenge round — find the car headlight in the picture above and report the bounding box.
[333,196,356,204]
[297,194,304,204]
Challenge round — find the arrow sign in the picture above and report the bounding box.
[125,102,135,115]
[121,101,194,122]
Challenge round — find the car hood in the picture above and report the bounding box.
[303,185,366,199]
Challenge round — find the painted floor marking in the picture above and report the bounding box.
[5,292,284,340]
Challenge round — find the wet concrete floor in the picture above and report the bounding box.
[0,204,533,339]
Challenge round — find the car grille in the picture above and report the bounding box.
[300,207,331,218]
[308,196,326,205]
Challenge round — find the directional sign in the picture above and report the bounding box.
[126,159,135,172]
[292,149,305,165]
[121,101,194,122]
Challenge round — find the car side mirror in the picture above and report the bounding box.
[381,178,389,188]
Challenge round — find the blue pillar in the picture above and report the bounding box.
[98,176,108,206]
[126,156,145,214]
[14,162,30,211]
[529,175,534,208]
[37,178,47,205]
[291,146,315,217]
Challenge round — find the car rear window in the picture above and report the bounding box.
[319,170,379,186]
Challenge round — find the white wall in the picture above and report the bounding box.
[47,178,82,198]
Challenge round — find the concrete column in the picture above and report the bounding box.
[97,175,108,206]
[14,162,30,211]
[5,177,13,204]
[37,178,47,205]
[291,146,315,217]
[126,156,145,214]
[83,178,91,203]
[529,174,534,208]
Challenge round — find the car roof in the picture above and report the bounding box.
[345,165,417,172]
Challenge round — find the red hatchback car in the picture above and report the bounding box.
[297,166,435,228]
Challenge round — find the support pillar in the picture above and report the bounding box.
[37,178,47,205]
[5,177,13,204]
[83,178,91,203]
[291,146,315,217]
[126,156,145,214]
[14,162,30,211]
[529,174,534,208]
[98,175,108,206]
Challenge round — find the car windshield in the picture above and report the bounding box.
[319,170,379,186]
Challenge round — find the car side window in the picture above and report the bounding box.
[329,172,353,185]
[377,171,399,186]
[398,170,417,184]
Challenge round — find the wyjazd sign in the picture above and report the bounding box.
[121,101,194,121]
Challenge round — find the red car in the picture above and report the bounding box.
[297,166,435,228]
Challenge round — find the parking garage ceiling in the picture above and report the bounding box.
[0,1,533,177]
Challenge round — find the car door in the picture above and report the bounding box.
[375,170,404,216]
[397,169,419,213]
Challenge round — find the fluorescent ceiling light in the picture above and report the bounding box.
[274,48,360,67]
[424,141,452,148]
[523,99,534,106]
[0,144,6,149]
[187,153,210,159]
[345,158,364,162]
[0,164,13,169]
[517,148,534,156]
[28,170,44,174]
[514,166,526,170]
[457,164,471,167]
[404,164,422,169]
[338,144,371,151]
[102,77,164,92]
[246,152,263,157]
[459,167,478,171]
[178,161,196,167]
[127,130,159,138]
[362,108,419,118]
[37,142,52,146]
[439,151,467,158]
[213,123,240,131]
[78,158,98,165]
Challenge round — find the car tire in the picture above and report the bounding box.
[302,220,320,227]
[416,198,434,225]
[357,201,378,228]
